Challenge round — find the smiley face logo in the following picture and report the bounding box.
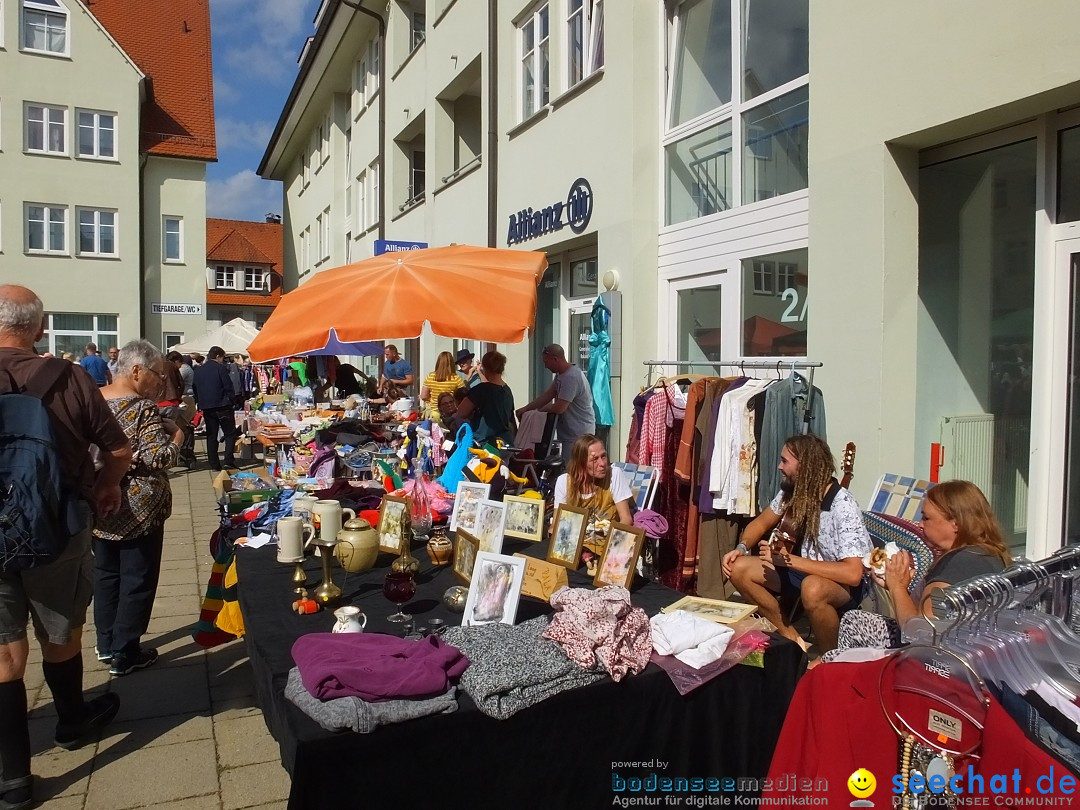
[848,768,877,799]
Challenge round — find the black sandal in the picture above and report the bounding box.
[0,774,34,810]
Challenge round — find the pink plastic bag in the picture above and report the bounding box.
[650,618,770,695]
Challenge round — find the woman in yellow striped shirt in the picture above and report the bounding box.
[420,351,463,419]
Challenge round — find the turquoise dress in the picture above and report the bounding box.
[587,298,615,427]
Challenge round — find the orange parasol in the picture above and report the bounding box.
[247,245,548,363]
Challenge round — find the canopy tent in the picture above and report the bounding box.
[247,245,548,363]
[170,318,260,357]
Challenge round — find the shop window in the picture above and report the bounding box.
[569,256,597,298]
[917,139,1036,552]
[665,121,732,225]
[36,311,117,358]
[677,285,723,363]
[742,86,809,205]
[740,247,807,357]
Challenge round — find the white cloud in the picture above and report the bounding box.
[215,117,276,154]
[212,0,314,83]
[206,170,283,222]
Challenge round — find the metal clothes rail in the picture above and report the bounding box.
[642,359,823,434]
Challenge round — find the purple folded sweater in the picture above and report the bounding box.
[292,633,470,702]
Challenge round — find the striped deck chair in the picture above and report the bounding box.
[611,462,658,513]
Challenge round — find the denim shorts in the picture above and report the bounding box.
[0,502,94,645]
[776,566,865,613]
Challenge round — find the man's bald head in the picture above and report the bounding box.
[0,285,45,348]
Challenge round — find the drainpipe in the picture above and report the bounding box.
[487,0,498,248]
[341,0,386,240]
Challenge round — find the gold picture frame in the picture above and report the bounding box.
[377,495,410,554]
[661,596,757,625]
[452,529,480,585]
[592,522,645,589]
[502,495,545,543]
[545,504,589,569]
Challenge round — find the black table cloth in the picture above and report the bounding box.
[234,536,805,810]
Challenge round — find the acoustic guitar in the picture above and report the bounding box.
[768,441,856,557]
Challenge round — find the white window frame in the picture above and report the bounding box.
[411,10,425,51]
[751,259,773,295]
[243,266,266,291]
[21,0,69,56]
[410,148,425,202]
[356,168,367,230]
[76,207,117,257]
[367,38,381,100]
[75,109,116,160]
[368,160,380,228]
[321,207,331,261]
[214,264,237,290]
[567,0,603,89]
[38,313,118,357]
[319,112,331,167]
[25,102,66,155]
[162,216,183,263]
[25,203,66,254]
[519,3,550,121]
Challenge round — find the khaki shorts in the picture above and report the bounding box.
[0,503,94,645]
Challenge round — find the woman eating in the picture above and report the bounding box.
[93,340,185,676]
[882,479,1011,625]
[455,351,516,444]
[420,351,463,420]
[553,434,633,525]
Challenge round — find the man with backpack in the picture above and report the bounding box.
[0,285,132,810]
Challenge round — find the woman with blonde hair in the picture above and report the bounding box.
[420,351,463,419]
[553,434,633,525]
[883,479,1011,625]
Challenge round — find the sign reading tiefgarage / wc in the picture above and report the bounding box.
[506,177,593,246]
[152,303,203,315]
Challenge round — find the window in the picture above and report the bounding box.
[519,4,549,119]
[76,208,116,256]
[301,144,310,187]
[162,216,182,262]
[410,149,425,199]
[162,332,184,350]
[677,285,723,363]
[35,312,118,358]
[25,203,66,253]
[22,0,68,55]
[741,248,807,356]
[26,103,65,154]
[566,0,603,88]
[215,265,236,289]
[368,160,379,227]
[299,228,309,274]
[321,207,331,261]
[569,256,597,298]
[664,0,808,224]
[367,38,380,98]
[411,11,425,50]
[319,113,331,166]
[76,110,115,159]
[356,169,367,229]
[243,266,265,291]
[751,260,774,295]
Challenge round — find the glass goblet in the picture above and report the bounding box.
[383,570,416,623]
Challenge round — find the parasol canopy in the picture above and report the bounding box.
[170,318,260,357]
[247,245,548,363]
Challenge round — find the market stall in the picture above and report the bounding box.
[233,538,805,810]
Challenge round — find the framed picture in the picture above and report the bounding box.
[503,495,545,543]
[472,499,507,554]
[661,596,757,625]
[593,522,645,589]
[452,530,480,585]
[377,495,410,554]
[545,504,588,570]
[461,552,527,626]
[450,481,491,534]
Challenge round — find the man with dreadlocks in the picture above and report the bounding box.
[722,434,871,654]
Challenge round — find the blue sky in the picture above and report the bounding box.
[207,0,322,222]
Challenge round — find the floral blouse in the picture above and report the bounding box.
[92,395,178,542]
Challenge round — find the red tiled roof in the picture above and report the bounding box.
[207,291,281,307]
[87,0,216,161]
[207,219,284,273]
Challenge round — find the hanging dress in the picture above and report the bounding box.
[587,298,615,428]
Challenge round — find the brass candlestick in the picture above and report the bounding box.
[312,538,342,605]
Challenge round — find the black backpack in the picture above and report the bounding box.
[0,360,86,572]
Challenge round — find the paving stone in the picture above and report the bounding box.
[154,582,201,600]
[215,713,282,768]
[97,711,213,754]
[86,739,220,809]
[158,566,200,586]
[152,595,202,618]
[109,664,210,721]
[29,744,95,799]
[220,760,291,810]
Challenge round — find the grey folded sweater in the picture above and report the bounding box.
[442,616,603,720]
[284,667,458,733]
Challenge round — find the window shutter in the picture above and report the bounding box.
[206,266,216,290]
[232,271,244,291]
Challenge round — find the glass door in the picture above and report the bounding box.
[1063,251,1080,544]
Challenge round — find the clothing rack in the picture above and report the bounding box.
[643,359,823,434]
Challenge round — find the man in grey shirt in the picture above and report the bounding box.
[516,344,594,462]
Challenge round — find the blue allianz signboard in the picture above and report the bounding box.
[374,239,428,255]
